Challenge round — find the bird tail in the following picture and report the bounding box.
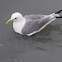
[55,10,62,18]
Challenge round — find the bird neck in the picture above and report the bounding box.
[13,18,26,34]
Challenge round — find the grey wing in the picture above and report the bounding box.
[24,14,47,20]
[22,17,52,35]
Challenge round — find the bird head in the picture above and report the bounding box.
[6,12,23,24]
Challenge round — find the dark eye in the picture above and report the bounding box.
[15,18,17,19]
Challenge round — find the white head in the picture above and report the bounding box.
[6,12,23,24]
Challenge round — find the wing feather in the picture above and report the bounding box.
[22,16,51,35]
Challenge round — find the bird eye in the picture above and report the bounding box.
[15,18,17,19]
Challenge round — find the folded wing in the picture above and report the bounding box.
[22,15,54,35]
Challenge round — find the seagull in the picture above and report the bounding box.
[6,10,62,36]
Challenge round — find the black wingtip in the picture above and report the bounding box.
[56,16,62,18]
[55,10,62,14]
[55,9,62,18]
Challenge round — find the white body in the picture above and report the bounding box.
[12,13,59,36]
[13,18,26,34]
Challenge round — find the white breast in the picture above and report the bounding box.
[13,19,26,34]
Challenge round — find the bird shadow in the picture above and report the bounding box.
[12,24,61,43]
[7,23,62,52]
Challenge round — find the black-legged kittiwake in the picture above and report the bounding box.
[6,10,62,36]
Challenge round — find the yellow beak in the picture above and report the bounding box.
[6,20,13,24]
